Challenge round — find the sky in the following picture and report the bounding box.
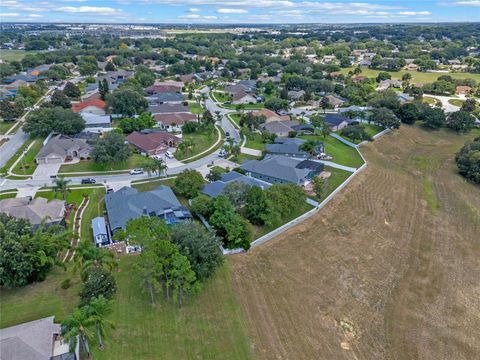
[1,0,480,24]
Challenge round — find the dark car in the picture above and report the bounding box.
[225,131,230,137]
[81,178,96,184]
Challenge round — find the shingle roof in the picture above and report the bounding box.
[202,172,271,197]
[36,135,91,160]
[127,131,180,152]
[105,186,191,231]
[0,197,65,226]
[154,113,196,126]
[147,103,189,114]
[157,92,184,102]
[92,216,107,238]
[324,114,350,127]
[71,99,106,113]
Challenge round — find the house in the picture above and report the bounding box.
[397,93,414,104]
[0,316,77,360]
[156,92,185,103]
[324,114,351,131]
[240,155,324,186]
[202,171,271,197]
[322,55,336,64]
[2,74,38,84]
[351,76,367,83]
[154,113,197,132]
[265,138,324,158]
[147,103,189,115]
[0,197,65,228]
[145,81,183,94]
[236,79,257,93]
[456,86,472,95]
[288,90,306,101]
[27,64,51,76]
[325,94,347,109]
[105,186,192,233]
[92,216,110,247]
[36,135,91,164]
[72,99,107,115]
[232,91,257,104]
[250,109,290,123]
[378,79,402,90]
[80,113,112,133]
[261,120,300,137]
[179,74,196,83]
[126,131,181,155]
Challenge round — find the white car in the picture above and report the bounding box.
[218,148,228,157]
[130,168,144,175]
[165,151,174,159]
[153,154,163,160]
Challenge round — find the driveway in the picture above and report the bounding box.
[428,95,463,113]
[32,162,62,180]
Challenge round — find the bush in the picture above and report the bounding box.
[80,267,117,305]
[60,278,71,289]
[455,137,480,184]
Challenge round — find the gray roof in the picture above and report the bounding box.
[157,92,184,102]
[202,171,271,197]
[324,114,351,127]
[81,113,111,126]
[92,216,107,237]
[105,186,191,231]
[262,120,299,135]
[0,197,65,226]
[147,103,189,114]
[36,135,91,160]
[241,155,322,184]
[0,316,60,360]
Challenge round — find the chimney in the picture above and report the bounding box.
[143,206,147,215]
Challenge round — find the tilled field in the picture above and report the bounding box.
[231,125,480,360]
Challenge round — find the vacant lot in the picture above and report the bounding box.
[231,125,480,360]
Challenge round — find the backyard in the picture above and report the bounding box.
[337,123,384,144]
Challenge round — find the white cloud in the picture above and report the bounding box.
[27,14,43,17]
[454,0,480,6]
[57,6,121,15]
[399,11,431,15]
[189,7,200,11]
[2,12,20,17]
[217,8,248,13]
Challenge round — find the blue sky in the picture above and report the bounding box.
[1,0,479,24]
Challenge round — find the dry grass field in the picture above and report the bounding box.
[231,125,480,360]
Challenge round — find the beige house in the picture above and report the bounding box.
[36,135,91,164]
[0,197,65,227]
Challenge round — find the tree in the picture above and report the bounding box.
[61,306,94,357]
[177,139,195,158]
[190,194,215,218]
[24,107,85,137]
[0,99,23,121]
[265,98,289,112]
[310,114,330,138]
[86,296,114,350]
[299,140,322,157]
[167,252,198,307]
[105,62,116,72]
[221,181,251,209]
[368,90,401,112]
[99,79,109,101]
[370,107,401,129]
[340,124,371,143]
[80,267,117,305]
[91,132,131,164]
[455,137,480,184]
[135,249,162,306]
[118,113,156,134]
[402,73,412,81]
[107,88,148,116]
[53,177,71,201]
[376,71,391,82]
[245,186,272,225]
[312,177,329,200]
[201,110,215,126]
[174,169,204,199]
[266,184,306,219]
[447,111,475,133]
[135,65,156,87]
[461,98,477,112]
[64,82,81,99]
[320,96,330,113]
[50,90,71,109]
[78,56,98,76]
[206,167,224,182]
[0,215,70,288]
[398,102,421,125]
[170,223,223,281]
[421,107,446,129]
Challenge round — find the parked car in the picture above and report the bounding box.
[225,131,230,138]
[224,101,232,105]
[218,148,228,157]
[81,178,96,184]
[106,188,114,194]
[153,154,163,160]
[130,168,144,175]
[165,151,174,159]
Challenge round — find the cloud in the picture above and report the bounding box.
[217,8,248,13]
[56,6,121,15]
[2,12,20,17]
[399,11,431,15]
[189,7,200,11]
[27,14,43,17]
[454,0,480,5]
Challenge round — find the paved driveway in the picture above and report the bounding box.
[32,162,62,180]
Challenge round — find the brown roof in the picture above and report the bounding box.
[456,86,472,94]
[251,109,290,122]
[145,84,181,94]
[72,99,106,113]
[154,113,197,126]
[127,131,181,152]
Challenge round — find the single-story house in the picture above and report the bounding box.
[378,79,402,90]
[156,92,185,103]
[154,113,197,132]
[0,316,77,360]
[202,171,271,197]
[126,131,181,155]
[288,90,306,101]
[36,134,91,164]
[72,99,107,115]
[397,93,414,104]
[241,155,324,186]
[265,138,324,158]
[260,120,312,137]
[351,76,367,83]
[456,86,472,95]
[2,74,38,84]
[232,91,257,104]
[325,94,347,109]
[27,64,51,76]
[0,197,65,228]
[4,79,29,90]
[80,113,112,133]
[251,109,290,123]
[105,185,192,233]
[145,81,183,95]
[324,114,351,131]
[147,103,189,115]
[92,216,110,247]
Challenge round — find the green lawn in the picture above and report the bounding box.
[300,133,365,168]
[175,128,219,161]
[188,102,204,115]
[448,99,464,107]
[212,91,231,103]
[228,113,242,128]
[318,166,353,202]
[0,192,17,200]
[59,153,146,173]
[231,153,261,164]
[0,121,17,135]
[223,103,264,110]
[340,67,480,83]
[337,123,384,144]
[423,96,441,106]
[91,257,252,360]
[12,139,43,175]
[244,132,267,151]
[0,50,38,62]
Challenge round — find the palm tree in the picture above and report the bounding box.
[81,248,117,280]
[178,139,194,158]
[152,157,167,177]
[73,241,97,274]
[53,177,71,202]
[62,307,94,358]
[86,296,114,350]
[142,158,156,177]
[299,140,321,158]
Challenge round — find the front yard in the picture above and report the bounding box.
[0,120,17,135]
[59,153,146,173]
[11,139,44,175]
[175,127,220,161]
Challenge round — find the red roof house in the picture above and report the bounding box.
[72,99,107,115]
[126,131,181,155]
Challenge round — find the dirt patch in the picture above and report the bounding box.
[231,126,480,360]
